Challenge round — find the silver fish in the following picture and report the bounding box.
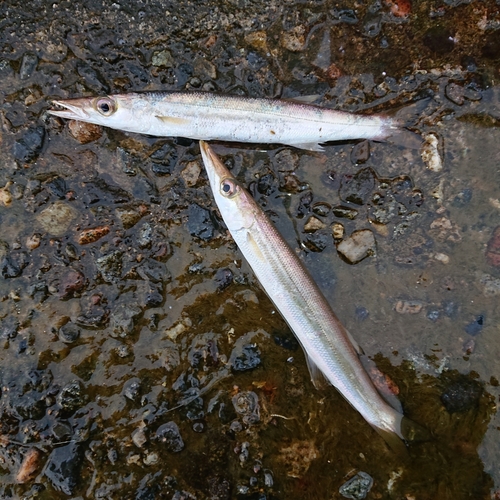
[199,140,427,452]
[48,91,416,151]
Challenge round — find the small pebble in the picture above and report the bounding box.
[77,225,110,245]
[421,134,443,172]
[336,229,376,264]
[332,222,344,240]
[281,26,306,52]
[181,160,202,187]
[304,216,326,233]
[16,448,43,483]
[26,234,42,250]
[68,120,102,144]
[394,300,423,314]
[132,428,147,448]
[464,315,485,336]
[339,471,373,499]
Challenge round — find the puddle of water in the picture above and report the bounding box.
[1,1,500,498]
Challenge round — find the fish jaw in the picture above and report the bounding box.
[48,98,95,121]
[199,141,229,190]
[199,141,258,233]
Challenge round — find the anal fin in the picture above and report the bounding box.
[305,352,331,390]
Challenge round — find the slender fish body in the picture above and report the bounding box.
[49,91,404,151]
[199,141,425,452]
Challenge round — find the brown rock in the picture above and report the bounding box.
[77,225,110,245]
[68,120,102,144]
[486,226,500,267]
[16,448,43,483]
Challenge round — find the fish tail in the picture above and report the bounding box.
[381,98,431,149]
[370,422,409,457]
[371,413,430,456]
[400,415,431,443]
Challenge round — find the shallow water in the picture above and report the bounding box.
[1,1,500,499]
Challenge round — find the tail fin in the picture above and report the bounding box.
[400,416,431,442]
[372,414,430,457]
[383,98,431,149]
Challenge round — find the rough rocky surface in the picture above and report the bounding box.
[0,0,499,498]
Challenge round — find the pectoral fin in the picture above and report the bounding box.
[284,95,321,104]
[286,142,325,152]
[155,115,192,125]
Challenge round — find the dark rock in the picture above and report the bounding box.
[312,202,331,217]
[187,204,215,241]
[96,251,123,283]
[19,52,38,80]
[482,30,500,60]
[465,314,485,336]
[274,333,299,351]
[135,484,161,500]
[231,344,261,372]
[441,377,483,413]
[46,177,68,199]
[151,143,178,175]
[426,308,440,322]
[453,188,472,206]
[331,8,358,24]
[0,59,14,78]
[111,303,143,336]
[445,83,465,105]
[355,307,369,321]
[123,379,142,401]
[137,259,169,283]
[145,288,163,308]
[156,421,185,453]
[332,206,358,220]
[215,268,233,291]
[423,27,455,55]
[76,306,109,329]
[296,191,313,218]
[350,141,370,164]
[0,317,20,339]
[232,391,260,425]
[44,442,83,495]
[339,167,377,205]
[57,380,85,414]
[13,127,45,163]
[14,392,46,420]
[58,269,86,299]
[138,222,153,248]
[59,323,81,343]
[257,173,275,196]
[76,61,109,92]
[339,471,373,499]
[302,232,329,252]
[1,255,23,278]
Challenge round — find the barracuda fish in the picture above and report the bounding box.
[48,91,420,151]
[199,140,427,452]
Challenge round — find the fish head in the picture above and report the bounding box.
[199,141,258,232]
[48,94,151,133]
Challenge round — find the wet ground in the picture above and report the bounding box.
[1,0,500,498]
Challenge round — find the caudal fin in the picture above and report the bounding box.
[383,98,431,149]
[372,414,430,456]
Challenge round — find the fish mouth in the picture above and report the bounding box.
[199,141,230,187]
[48,98,93,120]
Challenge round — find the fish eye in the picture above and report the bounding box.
[96,97,115,116]
[220,179,238,198]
